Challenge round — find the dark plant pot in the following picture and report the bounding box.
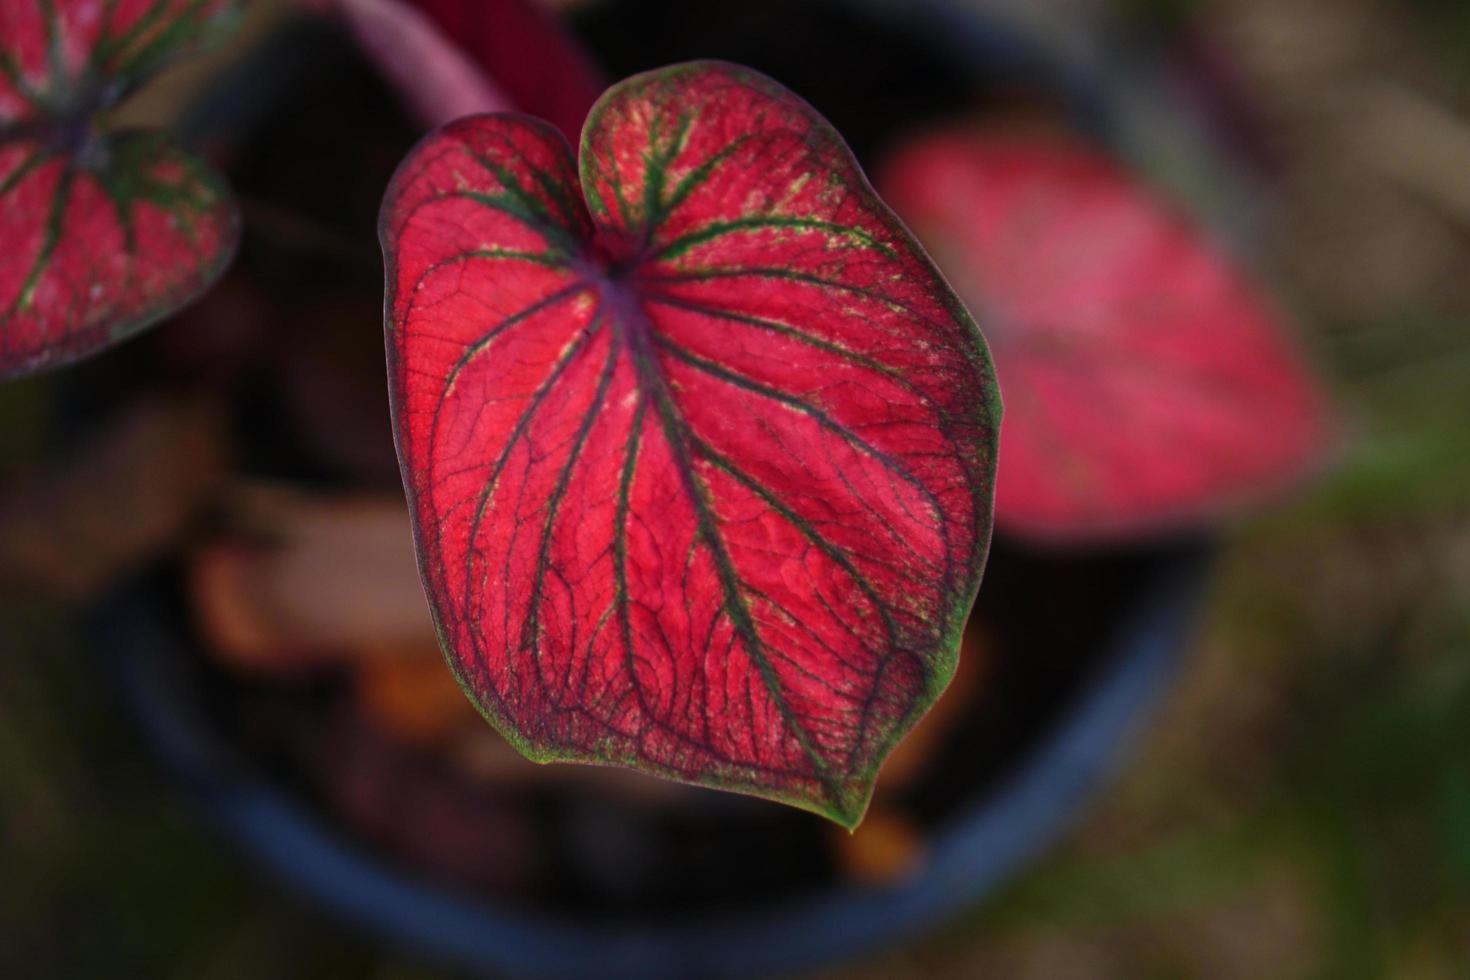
[90,2,1238,977]
[99,541,1210,979]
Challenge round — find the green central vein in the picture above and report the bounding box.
[651,333,951,583]
[647,293,941,572]
[610,281,844,800]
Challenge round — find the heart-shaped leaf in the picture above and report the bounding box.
[877,131,1331,539]
[0,0,240,380]
[381,61,999,826]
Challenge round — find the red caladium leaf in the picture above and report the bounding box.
[381,61,999,826]
[0,0,239,380]
[877,131,1331,539]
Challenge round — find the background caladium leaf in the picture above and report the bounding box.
[381,61,999,826]
[0,0,240,380]
[877,131,1332,539]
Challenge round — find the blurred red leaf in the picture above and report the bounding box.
[381,62,999,826]
[878,131,1332,539]
[0,0,240,379]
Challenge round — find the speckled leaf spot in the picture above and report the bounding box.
[381,61,1000,827]
[0,0,240,380]
[878,132,1331,540]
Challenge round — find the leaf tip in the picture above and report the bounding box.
[826,795,873,833]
